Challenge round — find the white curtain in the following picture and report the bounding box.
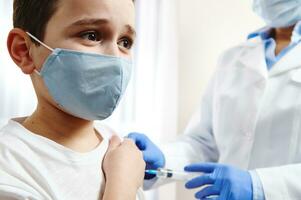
[93,0,179,198]
[130,0,178,198]
[0,0,178,199]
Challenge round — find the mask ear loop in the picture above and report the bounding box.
[26,32,54,52]
[26,32,55,75]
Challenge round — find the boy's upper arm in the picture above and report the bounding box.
[0,185,40,200]
[0,130,46,200]
[0,151,43,200]
[0,167,43,200]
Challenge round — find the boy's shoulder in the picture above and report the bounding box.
[0,119,42,196]
[0,119,116,155]
[0,119,34,163]
[0,119,27,148]
[0,119,115,156]
[0,118,59,170]
[94,121,120,139]
[0,119,114,199]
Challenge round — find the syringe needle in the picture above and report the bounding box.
[145,168,201,181]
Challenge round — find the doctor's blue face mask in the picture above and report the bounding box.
[26,32,132,121]
[253,0,301,28]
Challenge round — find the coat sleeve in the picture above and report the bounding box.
[159,48,241,171]
[161,74,219,171]
[256,164,301,200]
[144,74,220,189]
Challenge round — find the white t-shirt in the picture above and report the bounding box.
[0,118,112,200]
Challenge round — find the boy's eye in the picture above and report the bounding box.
[118,37,133,50]
[80,31,102,42]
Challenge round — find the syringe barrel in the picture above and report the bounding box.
[157,168,201,181]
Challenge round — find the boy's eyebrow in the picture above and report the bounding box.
[68,18,136,36]
[69,18,109,27]
[125,25,136,37]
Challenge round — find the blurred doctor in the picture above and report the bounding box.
[129,0,301,199]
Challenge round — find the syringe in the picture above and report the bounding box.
[145,168,201,181]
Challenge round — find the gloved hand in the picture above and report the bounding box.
[184,163,253,200]
[127,133,165,179]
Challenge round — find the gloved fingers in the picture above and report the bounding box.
[143,149,161,163]
[144,160,163,180]
[218,181,231,199]
[185,163,217,173]
[144,171,156,180]
[185,174,215,189]
[127,133,148,150]
[200,197,218,200]
[195,186,220,199]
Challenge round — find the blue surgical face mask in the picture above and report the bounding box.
[253,0,301,28]
[26,32,132,121]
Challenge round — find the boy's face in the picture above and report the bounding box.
[29,0,135,116]
[32,0,135,70]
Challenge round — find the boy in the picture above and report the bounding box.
[0,0,145,199]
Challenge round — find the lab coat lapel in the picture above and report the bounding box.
[269,42,301,76]
[238,37,268,79]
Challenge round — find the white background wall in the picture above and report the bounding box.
[175,0,263,199]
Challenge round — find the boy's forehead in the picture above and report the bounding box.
[50,0,135,29]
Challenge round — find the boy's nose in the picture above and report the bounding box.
[102,43,120,57]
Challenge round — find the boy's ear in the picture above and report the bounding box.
[7,28,36,74]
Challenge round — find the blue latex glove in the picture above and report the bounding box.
[128,133,165,179]
[185,163,253,200]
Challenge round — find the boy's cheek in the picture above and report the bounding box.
[31,76,58,107]
[30,47,52,71]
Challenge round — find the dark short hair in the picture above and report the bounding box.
[13,0,135,44]
[13,0,59,43]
